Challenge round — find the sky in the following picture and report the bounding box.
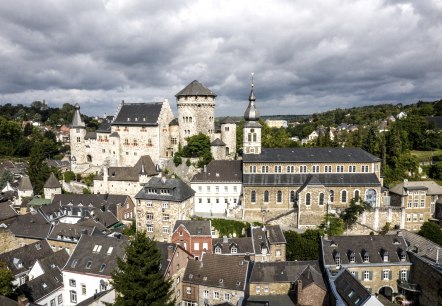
[0,0,441,117]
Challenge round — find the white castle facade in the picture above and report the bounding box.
[70,80,236,173]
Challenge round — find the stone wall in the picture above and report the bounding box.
[197,284,244,306]
[0,230,37,254]
[220,123,236,159]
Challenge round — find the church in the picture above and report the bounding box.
[70,80,236,173]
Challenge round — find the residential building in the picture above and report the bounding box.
[135,176,195,241]
[62,234,127,305]
[171,220,212,259]
[264,119,288,129]
[43,173,62,200]
[212,236,255,259]
[250,226,286,262]
[182,254,249,306]
[191,160,242,216]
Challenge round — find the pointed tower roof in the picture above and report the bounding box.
[71,103,85,128]
[221,117,235,124]
[244,74,260,121]
[18,176,33,191]
[44,173,61,189]
[175,80,217,97]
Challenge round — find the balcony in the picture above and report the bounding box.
[397,280,420,293]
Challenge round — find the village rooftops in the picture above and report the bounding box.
[173,220,211,236]
[175,80,216,97]
[102,155,159,181]
[183,254,249,291]
[136,176,195,202]
[43,173,61,189]
[243,147,381,163]
[213,237,254,255]
[63,234,127,277]
[191,160,242,183]
[389,180,442,196]
[333,269,372,306]
[8,212,52,240]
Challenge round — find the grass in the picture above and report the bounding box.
[410,150,442,162]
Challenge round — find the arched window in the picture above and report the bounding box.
[290,191,296,203]
[305,193,311,206]
[354,190,360,200]
[251,191,256,203]
[341,190,347,203]
[264,191,269,203]
[248,133,252,142]
[277,191,282,203]
[365,189,377,207]
[226,147,229,155]
[319,193,324,205]
[329,190,334,203]
[253,133,257,142]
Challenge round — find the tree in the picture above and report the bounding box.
[0,170,13,190]
[284,230,320,260]
[340,198,372,230]
[182,133,212,166]
[111,232,174,306]
[319,214,344,236]
[418,222,442,246]
[27,142,51,195]
[0,261,14,296]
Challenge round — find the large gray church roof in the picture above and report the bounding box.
[112,102,163,126]
[243,147,381,163]
[175,80,216,97]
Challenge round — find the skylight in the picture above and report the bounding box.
[86,261,92,269]
[71,259,78,268]
[93,245,102,253]
[99,264,106,272]
[106,247,113,255]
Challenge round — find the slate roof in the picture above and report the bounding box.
[0,296,19,306]
[84,131,97,140]
[112,102,163,126]
[243,147,381,163]
[71,104,85,128]
[0,241,53,275]
[400,230,442,264]
[135,177,195,202]
[250,227,269,255]
[183,254,249,291]
[389,180,442,196]
[212,237,254,255]
[243,173,381,187]
[38,249,70,273]
[18,176,33,191]
[266,225,286,244]
[175,80,216,97]
[63,235,128,277]
[221,117,235,124]
[0,201,18,222]
[19,267,63,302]
[156,242,177,276]
[245,294,296,306]
[105,155,158,181]
[334,269,371,306]
[173,220,211,236]
[250,261,325,290]
[8,212,52,239]
[47,223,96,241]
[169,118,179,126]
[45,159,70,169]
[96,119,112,133]
[44,173,61,189]
[211,138,226,146]
[191,160,242,183]
[322,235,410,266]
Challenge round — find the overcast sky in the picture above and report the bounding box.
[0,0,441,117]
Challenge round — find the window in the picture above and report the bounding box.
[249,165,256,173]
[363,271,370,281]
[337,165,344,172]
[146,201,152,208]
[275,165,282,173]
[233,186,238,192]
[362,165,369,172]
[81,284,86,295]
[76,137,81,143]
[383,270,390,280]
[162,202,169,209]
[99,264,106,272]
[287,165,294,173]
[231,246,237,254]
[341,190,347,203]
[264,190,269,203]
[194,243,199,251]
[407,214,411,222]
[256,285,260,293]
[163,214,170,221]
[420,200,425,208]
[69,279,76,287]
[400,270,408,281]
[290,191,296,203]
[325,165,332,172]
[50,299,55,306]
[86,261,92,269]
[163,227,169,234]
[58,294,62,304]
[215,246,222,254]
[300,165,307,173]
[251,191,256,203]
[146,213,153,220]
[348,290,355,298]
[419,213,424,222]
[413,214,418,222]
[305,193,311,206]
[319,193,324,205]
[215,186,220,193]
[262,165,269,173]
[312,165,319,173]
[224,186,228,192]
[277,191,282,203]
[213,291,220,299]
[363,254,370,262]
[70,291,77,303]
[203,290,209,298]
[335,256,341,267]
[224,293,231,301]
[349,254,355,263]
[147,224,153,232]
[92,245,102,253]
[264,285,269,293]
[349,165,356,172]
[354,190,360,200]
[414,200,418,208]
[186,287,192,295]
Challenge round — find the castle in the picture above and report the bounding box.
[70,80,236,173]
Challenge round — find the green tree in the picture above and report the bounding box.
[0,261,14,296]
[340,198,372,230]
[319,214,345,236]
[111,232,174,306]
[418,222,442,246]
[27,142,51,194]
[182,133,212,166]
[0,170,13,190]
[63,171,76,183]
[284,230,319,260]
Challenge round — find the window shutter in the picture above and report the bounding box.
[369,271,373,280]
[389,271,392,280]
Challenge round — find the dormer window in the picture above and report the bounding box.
[334,252,341,267]
[363,252,370,263]
[400,250,407,261]
[215,246,222,254]
[382,251,389,262]
[349,252,355,263]
[231,246,238,254]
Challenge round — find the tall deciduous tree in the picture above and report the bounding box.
[0,261,14,296]
[418,222,442,246]
[111,232,174,306]
[341,198,372,230]
[27,142,51,195]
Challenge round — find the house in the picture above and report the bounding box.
[265,119,288,129]
[7,212,53,245]
[156,242,194,302]
[181,254,249,306]
[389,179,442,230]
[247,260,327,306]
[191,160,242,217]
[17,176,33,206]
[171,220,212,259]
[43,173,62,200]
[321,234,413,302]
[62,234,127,305]
[18,249,69,306]
[212,236,255,258]
[135,176,195,242]
[0,200,18,227]
[0,240,53,286]
[250,225,287,262]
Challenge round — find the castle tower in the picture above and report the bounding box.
[220,117,237,158]
[176,80,216,145]
[243,76,262,154]
[43,173,62,200]
[70,103,87,165]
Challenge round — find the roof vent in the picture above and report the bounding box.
[223,236,228,243]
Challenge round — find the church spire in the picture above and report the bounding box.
[244,73,260,121]
[71,103,85,128]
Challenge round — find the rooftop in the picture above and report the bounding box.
[191,160,242,183]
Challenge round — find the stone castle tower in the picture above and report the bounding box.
[220,117,237,158]
[70,103,87,165]
[176,80,216,144]
[243,78,262,154]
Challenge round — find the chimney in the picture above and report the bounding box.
[18,295,28,306]
[436,248,440,265]
[204,165,207,173]
[223,236,228,243]
[296,280,303,304]
[167,245,174,261]
[161,176,167,184]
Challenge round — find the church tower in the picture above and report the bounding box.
[176,80,216,145]
[70,103,87,165]
[243,75,262,154]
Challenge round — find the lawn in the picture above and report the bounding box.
[410,150,442,163]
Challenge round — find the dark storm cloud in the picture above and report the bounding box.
[0,0,441,116]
